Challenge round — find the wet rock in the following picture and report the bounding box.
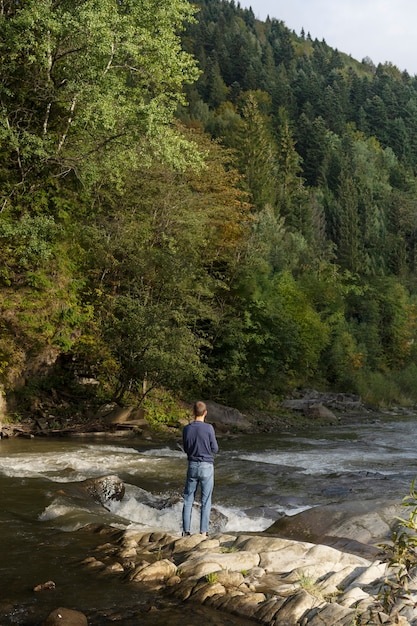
[76,475,125,505]
[42,607,88,626]
[33,580,56,592]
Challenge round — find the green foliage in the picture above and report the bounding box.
[143,390,188,425]
[378,479,417,614]
[0,214,57,272]
[0,0,202,207]
[205,572,218,584]
[4,0,417,413]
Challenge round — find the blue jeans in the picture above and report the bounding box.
[182,461,214,534]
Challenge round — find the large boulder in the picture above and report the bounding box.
[83,475,125,504]
[205,401,251,431]
[265,499,402,557]
[303,402,338,423]
[60,475,125,507]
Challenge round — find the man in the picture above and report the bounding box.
[182,400,219,537]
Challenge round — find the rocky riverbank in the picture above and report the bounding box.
[0,389,403,441]
[57,524,413,626]
[31,472,417,626]
[4,393,417,625]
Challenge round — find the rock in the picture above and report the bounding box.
[215,570,245,587]
[303,402,338,423]
[129,559,177,583]
[270,589,320,625]
[281,388,365,414]
[303,602,356,625]
[191,581,227,603]
[265,499,402,554]
[64,475,125,506]
[33,580,56,592]
[102,406,134,424]
[42,607,88,626]
[82,475,125,504]
[94,403,119,419]
[205,401,251,431]
[179,550,260,579]
[79,528,417,625]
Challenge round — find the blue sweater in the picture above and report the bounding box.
[182,420,219,463]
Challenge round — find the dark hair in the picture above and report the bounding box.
[193,400,207,417]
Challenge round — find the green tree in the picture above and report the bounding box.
[234,92,278,210]
[275,114,310,237]
[0,0,201,208]
[74,129,251,402]
[239,271,330,395]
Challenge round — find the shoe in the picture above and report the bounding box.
[182,531,191,536]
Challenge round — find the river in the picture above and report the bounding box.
[1,413,417,624]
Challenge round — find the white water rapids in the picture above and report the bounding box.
[1,413,417,624]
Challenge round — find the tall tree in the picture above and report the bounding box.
[0,0,201,209]
[275,114,310,236]
[234,92,278,210]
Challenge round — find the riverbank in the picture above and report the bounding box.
[2,414,417,625]
[0,389,404,440]
[65,525,414,626]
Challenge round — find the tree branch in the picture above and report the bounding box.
[56,96,77,153]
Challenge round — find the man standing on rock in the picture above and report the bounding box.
[182,401,218,537]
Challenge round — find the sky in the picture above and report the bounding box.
[240,0,417,76]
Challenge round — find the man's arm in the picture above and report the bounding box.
[182,427,189,454]
[210,425,219,454]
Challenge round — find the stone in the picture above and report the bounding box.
[218,592,267,619]
[42,607,88,626]
[347,560,387,586]
[266,499,403,550]
[179,551,260,579]
[33,580,56,592]
[205,400,251,431]
[303,402,338,423]
[339,586,371,607]
[129,559,177,583]
[259,540,364,578]
[191,581,226,603]
[103,562,124,574]
[253,597,286,622]
[215,570,245,587]
[77,475,125,505]
[316,565,357,595]
[103,406,134,424]
[304,602,356,625]
[79,528,417,625]
[273,589,322,625]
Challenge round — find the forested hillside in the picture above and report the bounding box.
[2,0,417,420]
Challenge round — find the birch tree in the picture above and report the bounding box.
[0,0,201,208]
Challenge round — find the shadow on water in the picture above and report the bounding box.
[0,475,255,625]
[1,517,256,625]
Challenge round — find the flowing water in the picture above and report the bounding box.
[1,413,417,624]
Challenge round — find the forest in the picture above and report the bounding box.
[2,0,417,420]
